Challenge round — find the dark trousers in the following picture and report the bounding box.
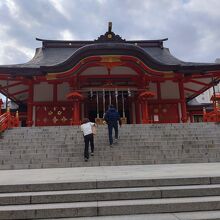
[108,123,118,145]
[84,133,94,159]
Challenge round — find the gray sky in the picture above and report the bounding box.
[0,0,220,65]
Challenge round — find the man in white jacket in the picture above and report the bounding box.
[80,118,95,161]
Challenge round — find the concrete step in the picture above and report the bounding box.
[2,196,220,219]
[1,184,220,205]
[1,163,220,219]
[0,175,213,193]
[1,123,220,169]
[36,210,220,220]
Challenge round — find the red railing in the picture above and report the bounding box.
[203,109,220,122]
[203,93,220,123]
[0,111,19,132]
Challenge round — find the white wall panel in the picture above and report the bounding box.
[161,81,180,99]
[148,82,157,99]
[57,82,70,101]
[34,82,53,102]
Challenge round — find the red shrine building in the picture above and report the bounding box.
[1,23,220,126]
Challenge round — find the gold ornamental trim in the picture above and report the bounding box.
[163,72,175,78]
[46,74,57,80]
[100,56,121,63]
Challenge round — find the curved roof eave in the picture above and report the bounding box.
[41,43,181,73]
[0,43,220,76]
[41,43,220,74]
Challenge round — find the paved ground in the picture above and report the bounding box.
[1,162,220,186]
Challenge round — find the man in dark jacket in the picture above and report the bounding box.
[104,105,122,147]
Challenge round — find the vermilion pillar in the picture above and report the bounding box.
[27,81,33,127]
[135,100,141,124]
[140,100,149,124]
[178,80,187,123]
[138,91,155,124]
[66,92,83,125]
[72,99,81,125]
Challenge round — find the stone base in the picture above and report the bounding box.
[120,117,127,124]
[95,118,105,125]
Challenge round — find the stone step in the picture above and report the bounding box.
[35,210,220,220]
[2,196,220,219]
[1,138,218,143]
[4,132,220,137]
[1,123,220,169]
[0,155,219,165]
[1,184,220,205]
[1,159,216,170]
[0,176,213,193]
[1,163,220,219]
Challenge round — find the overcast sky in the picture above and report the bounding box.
[0,0,220,66]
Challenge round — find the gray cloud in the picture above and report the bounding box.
[0,0,220,65]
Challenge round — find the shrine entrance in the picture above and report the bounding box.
[83,89,132,124]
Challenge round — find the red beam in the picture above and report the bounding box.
[11,89,28,96]
[1,81,24,90]
[187,77,220,100]
[79,74,138,80]
[184,87,200,94]
[186,79,209,86]
[148,99,180,104]
[33,101,72,106]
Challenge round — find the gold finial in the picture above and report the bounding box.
[6,106,10,113]
[108,22,112,32]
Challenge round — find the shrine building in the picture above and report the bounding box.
[1,23,220,126]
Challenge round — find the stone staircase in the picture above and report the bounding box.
[1,173,220,219]
[1,123,220,170]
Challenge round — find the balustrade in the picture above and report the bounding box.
[0,107,19,132]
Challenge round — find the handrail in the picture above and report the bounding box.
[203,108,220,122]
[0,111,19,133]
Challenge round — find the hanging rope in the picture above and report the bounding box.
[122,91,125,117]
[109,90,111,105]
[96,91,99,118]
[115,89,118,110]
[103,89,105,117]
